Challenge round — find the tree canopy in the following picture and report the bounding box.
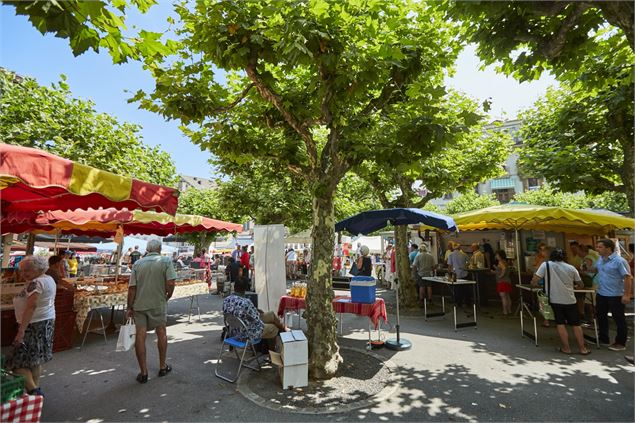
[445,192,500,215]
[445,0,634,82]
[0,68,177,186]
[135,0,464,379]
[517,36,634,215]
[512,185,629,213]
[2,0,175,64]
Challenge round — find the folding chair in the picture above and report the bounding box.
[214,314,262,383]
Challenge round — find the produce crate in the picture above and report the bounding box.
[53,311,77,353]
[1,370,24,403]
[54,289,75,310]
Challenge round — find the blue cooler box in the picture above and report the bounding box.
[350,276,376,304]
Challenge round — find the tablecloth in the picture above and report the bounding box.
[74,292,128,330]
[277,295,387,329]
[172,282,208,299]
[332,296,387,329]
[1,394,43,423]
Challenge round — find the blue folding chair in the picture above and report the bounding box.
[215,314,262,383]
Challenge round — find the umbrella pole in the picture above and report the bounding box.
[515,229,522,286]
[54,230,59,254]
[385,273,412,351]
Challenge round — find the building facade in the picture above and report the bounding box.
[430,119,543,208]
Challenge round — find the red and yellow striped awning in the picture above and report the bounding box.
[1,208,242,236]
[0,144,179,215]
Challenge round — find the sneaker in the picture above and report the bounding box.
[608,343,626,351]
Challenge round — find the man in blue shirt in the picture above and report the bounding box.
[595,239,633,351]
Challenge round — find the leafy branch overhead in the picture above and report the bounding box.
[0,68,177,186]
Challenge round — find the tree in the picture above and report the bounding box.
[2,0,173,64]
[445,1,633,81]
[355,92,510,307]
[0,69,177,186]
[135,0,462,379]
[517,38,634,215]
[512,185,588,209]
[445,192,500,215]
[0,69,177,185]
[512,185,630,213]
[177,187,243,255]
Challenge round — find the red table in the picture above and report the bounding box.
[1,394,43,423]
[277,295,388,329]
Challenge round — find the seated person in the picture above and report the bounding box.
[222,291,287,350]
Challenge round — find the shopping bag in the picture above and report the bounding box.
[116,318,136,352]
[536,290,554,320]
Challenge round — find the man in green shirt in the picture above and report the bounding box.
[126,240,176,384]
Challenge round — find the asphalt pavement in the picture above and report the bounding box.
[31,287,634,422]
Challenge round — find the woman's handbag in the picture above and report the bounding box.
[116,318,136,352]
[537,262,555,320]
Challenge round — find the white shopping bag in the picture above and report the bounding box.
[116,318,136,352]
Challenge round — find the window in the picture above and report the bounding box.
[527,178,541,189]
[494,188,515,203]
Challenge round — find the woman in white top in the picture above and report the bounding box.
[11,255,57,396]
[531,249,590,356]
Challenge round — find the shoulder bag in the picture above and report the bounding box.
[537,262,554,320]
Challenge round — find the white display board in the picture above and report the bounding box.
[254,224,287,313]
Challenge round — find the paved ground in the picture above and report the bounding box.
[20,287,635,422]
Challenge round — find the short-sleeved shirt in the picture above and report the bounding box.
[129,253,176,311]
[130,251,142,264]
[414,252,434,277]
[408,250,419,265]
[596,252,631,297]
[470,251,485,269]
[286,251,297,262]
[535,261,580,305]
[240,252,250,270]
[447,250,468,279]
[222,294,263,340]
[13,274,56,324]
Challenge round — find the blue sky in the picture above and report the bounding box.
[1,3,556,180]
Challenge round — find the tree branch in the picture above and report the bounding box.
[212,83,255,113]
[593,1,635,52]
[536,2,592,60]
[245,55,318,170]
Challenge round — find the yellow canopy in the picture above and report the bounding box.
[454,204,635,236]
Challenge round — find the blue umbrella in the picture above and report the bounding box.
[335,208,457,235]
[335,207,456,352]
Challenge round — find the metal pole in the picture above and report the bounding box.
[515,228,522,286]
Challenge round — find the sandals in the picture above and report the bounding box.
[158,364,172,377]
[579,350,592,356]
[557,347,572,355]
[136,373,148,384]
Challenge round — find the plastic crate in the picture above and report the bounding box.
[53,311,77,353]
[1,370,24,403]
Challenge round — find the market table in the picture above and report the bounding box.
[1,393,43,423]
[171,282,208,322]
[277,295,388,342]
[421,276,478,331]
[517,284,599,347]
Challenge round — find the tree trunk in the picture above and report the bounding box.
[621,139,635,216]
[305,191,342,379]
[394,225,418,308]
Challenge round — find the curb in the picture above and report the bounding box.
[236,346,401,415]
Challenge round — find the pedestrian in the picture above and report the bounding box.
[129,245,142,265]
[356,245,373,276]
[447,243,470,307]
[593,239,633,351]
[469,243,485,269]
[531,248,590,355]
[66,252,78,278]
[285,248,297,280]
[126,240,176,383]
[10,255,56,396]
[413,244,434,305]
[494,250,512,316]
[232,245,241,262]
